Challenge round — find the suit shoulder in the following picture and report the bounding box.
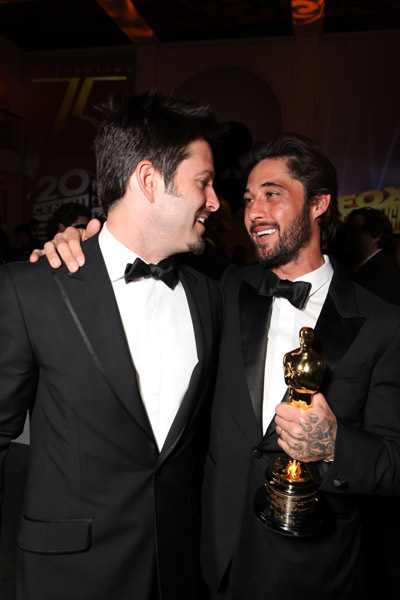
[353,280,400,318]
[180,263,223,296]
[221,262,264,290]
[1,256,55,284]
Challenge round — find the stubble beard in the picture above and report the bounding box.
[188,238,205,255]
[166,178,206,256]
[251,201,312,269]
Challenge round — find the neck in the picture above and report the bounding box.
[106,208,169,264]
[270,244,325,281]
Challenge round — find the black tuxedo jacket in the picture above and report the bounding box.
[201,260,400,600]
[0,235,223,600]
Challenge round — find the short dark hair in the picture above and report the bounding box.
[46,202,92,240]
[241,132,339,249]
[347,207,394,251]
[94,90,220,214]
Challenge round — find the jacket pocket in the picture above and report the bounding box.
[18,515,92,555]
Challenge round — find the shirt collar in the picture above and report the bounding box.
[99,222,141,283]
[293,255,333,297]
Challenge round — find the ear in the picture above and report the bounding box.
[132,160,162,203]
[311,194,331,221]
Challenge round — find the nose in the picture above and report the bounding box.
[206,187,220,213]
[246,196,267,221]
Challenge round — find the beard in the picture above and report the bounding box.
[250,201,312,269]
[188,238,205,255]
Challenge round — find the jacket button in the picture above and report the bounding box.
[252,448,263,459]
[333,479,349,490]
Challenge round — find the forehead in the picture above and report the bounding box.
[348,213,365,227]
[180,138,214,171]
[247,157,295,187]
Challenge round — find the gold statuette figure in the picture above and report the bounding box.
[254,326,327,536]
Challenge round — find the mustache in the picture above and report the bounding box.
[249,221,280,235]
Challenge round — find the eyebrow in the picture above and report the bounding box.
[244,181,285,195]
[198,169,215,180]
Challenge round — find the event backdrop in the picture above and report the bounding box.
[23,53,135,239]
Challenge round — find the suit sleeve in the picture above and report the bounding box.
[319,318,400,496]
[0,266,38,503]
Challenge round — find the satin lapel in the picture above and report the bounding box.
[313,265,365,377]
[157,267,207,464]
[53,235,154,441]
[239,278,272,425]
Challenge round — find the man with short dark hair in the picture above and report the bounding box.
[0,90,223,600]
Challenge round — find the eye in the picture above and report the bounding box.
[242,196,253,206]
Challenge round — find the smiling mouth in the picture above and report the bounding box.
[256,228,277,238]
[197,216,206,224]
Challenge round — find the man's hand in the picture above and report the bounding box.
[274,392,337,463]
[29,218,101,272]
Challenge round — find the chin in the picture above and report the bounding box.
[188,238,205,256]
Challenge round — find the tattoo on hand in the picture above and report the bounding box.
[307,412,319,424]
[292,413,337,460]
[299,419,312,433]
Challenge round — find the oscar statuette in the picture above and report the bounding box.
[254,327,327,536]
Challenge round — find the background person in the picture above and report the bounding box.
[45,201,92,240]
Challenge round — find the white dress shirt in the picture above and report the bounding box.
[99,223,198,450]
[262,256,334,433]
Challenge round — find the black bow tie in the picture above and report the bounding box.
[261,272,311,309]
[124,257,179,289]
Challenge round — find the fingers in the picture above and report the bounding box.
[42,241,62,269]
[33,218,101,273]
[29,248,45,263]
[274,394,337,462]
[86,218,101,238]
[52,228,87,272]
[56,218,100,272]
[28,217,101,272]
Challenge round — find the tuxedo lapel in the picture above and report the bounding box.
[313,265,365,377]
[157,266,209,464]
[239,274,273,426]
[53,235,154,441]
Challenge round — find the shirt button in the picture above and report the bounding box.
[333,479,349,490]
[252,448,263,459]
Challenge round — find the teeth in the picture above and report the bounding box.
[197,217,205,224]
[257,228,276,237]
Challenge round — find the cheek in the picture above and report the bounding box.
[244,209,251,229]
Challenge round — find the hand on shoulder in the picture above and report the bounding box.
[29,218,101,272]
